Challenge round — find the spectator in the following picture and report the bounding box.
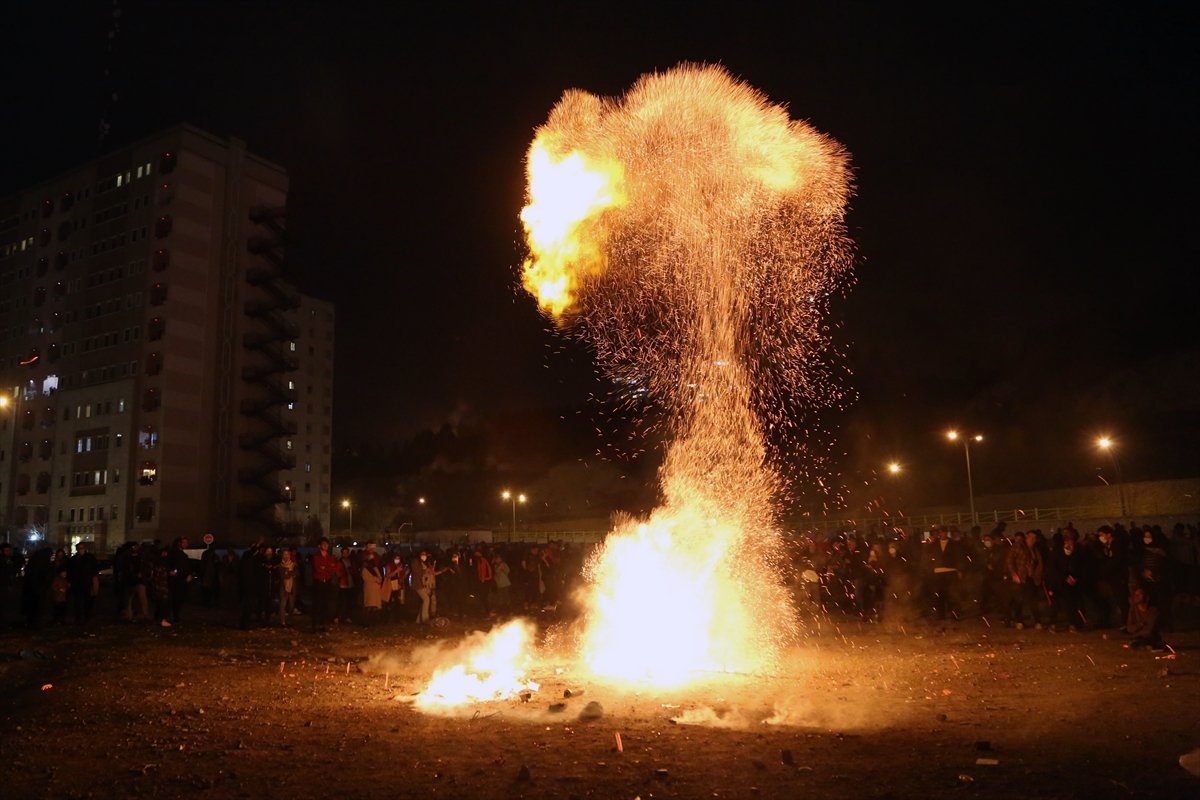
[122,542,151,622]
[335,547,355,624]
[0,541,23,627]
[1046,529,1087,631]
[199,544,220,607]
[385,554,405,622]
[924,527,963,620]
[976,531,1008,621]
[360,553,384,625]
[279,548,300,626]
[1137,526,1173,631]
[475,546,495,616]
[493,552,513,613]
[310,538,338,632]
[1090,526,1128,629]
[168,537,192,624]
[411,549,432,625]
[50,568,70,625]
[1126,586,1165,650]
[1004,531,1044,629]
[66,542,99,623]
[151,547,172,627]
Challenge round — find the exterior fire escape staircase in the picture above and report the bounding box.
[237,205,301,531]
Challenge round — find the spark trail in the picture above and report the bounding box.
[520,64,854,685]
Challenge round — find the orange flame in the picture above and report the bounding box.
[414,619,539,709]
[519,136,624,317]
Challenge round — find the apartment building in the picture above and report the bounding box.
[0,124,333,550]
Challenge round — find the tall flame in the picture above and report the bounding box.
[412,66,850,710]
[515,65,852,689]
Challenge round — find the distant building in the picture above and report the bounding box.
[0,124,333,550]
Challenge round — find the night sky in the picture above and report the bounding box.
[4,3,1196,519]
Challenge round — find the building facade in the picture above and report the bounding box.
[0,124,333,551]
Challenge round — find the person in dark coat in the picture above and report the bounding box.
[0,541,23,627]
[66,542,99,623]
[1089,526,1128,629]
[21,547,53,629]
[167,537,193,624]
[1046,529,1088,630]
[924,527,964,620]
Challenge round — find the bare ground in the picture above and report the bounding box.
[2,604,1198,800]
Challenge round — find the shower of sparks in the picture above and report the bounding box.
[516,64,855,685]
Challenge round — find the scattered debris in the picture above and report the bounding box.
[515,765,531,783]
[1180,748,1200,777]
[975,741,992,752]
[614,731,624,753]
[654,768,669,780]
[957,774,974,784]
[548,703,567,713]
[19,650,52,661]
[40,684,52,692]
[579,701,604,721]
[781,748,795,765]
[975,758,999,766]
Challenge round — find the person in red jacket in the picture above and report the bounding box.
[475,546,495,617]
[311,538,338,631]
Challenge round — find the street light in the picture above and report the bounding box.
[887,461,902,475]
[1097,436,1126,517]
[501,489,526,537]
[340,498,353,537]
[947,431,983,525]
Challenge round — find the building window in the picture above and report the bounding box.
[139,463,157,485]
[135,498,156,522]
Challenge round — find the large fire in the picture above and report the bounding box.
[417,64,852,705]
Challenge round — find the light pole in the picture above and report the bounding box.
[501,489,526,538]
[1097,437,1125,517]
[340,498,353,538]
[947,431,983,526]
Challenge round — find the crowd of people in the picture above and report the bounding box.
[2,522,1196,653]
[792,520,1199,650]
[0,535,586,633]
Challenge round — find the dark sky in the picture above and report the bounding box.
[4,2,1197,510]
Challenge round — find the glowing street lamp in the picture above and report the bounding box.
[1097,436,1126,517]
[340,498,353,537]
[947,431,983,525]
[887,461,902,475]
[501,489,526,537]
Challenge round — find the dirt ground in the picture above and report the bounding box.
[2,600,1198,800]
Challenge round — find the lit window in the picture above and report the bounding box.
[285,439,294,451]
